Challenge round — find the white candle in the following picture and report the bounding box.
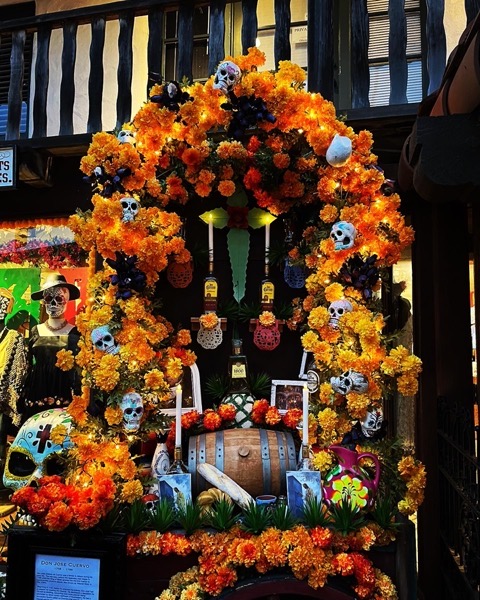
[265,222,270,265]
[302,385,309,446]
[208,215,214,263]
[175,384,182,447]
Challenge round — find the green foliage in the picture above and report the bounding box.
[204,374,230,401]
[240,501,272,535]
[329,500,366,535]
[302,496,332,528]
[149,498,177,533]
[204,499,238,532]
[98,503,125,533]
[205,371,271,402]
[122,500,151,534]
[176,501,205,535]
[270,503,298,531]
[248,372,271,398]
[370,495,402,532]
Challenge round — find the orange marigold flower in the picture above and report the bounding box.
[43,501,73,532]
[55,349,75,371]
[218,403,237,421]
[218,180,236,197]
[258,311,276,327]
[203,411,222,431]
[265,406,282,426]
[199,313,219,330]
[104,405,123,426]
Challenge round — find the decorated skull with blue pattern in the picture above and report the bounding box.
[330,221,357,251]
[3,408,73,491]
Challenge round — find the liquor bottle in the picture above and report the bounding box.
[260,265,275,311]
[203,269,218,312]
[167,446,188,474]
[227,338,249,392]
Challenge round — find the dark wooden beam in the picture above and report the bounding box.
[274,0,291,67]
[241,0,258,54]
[176,2,193,83]
[6,30,25,140]
[307,0,334,99]
[465,0,480,24]
[425,0,446,94]
[389,0,408,104]
[116,10,134,128]
[59,21,77,136]
[32,25,50,138]
[208,0,226,76]
[351,0,369,108]
[87,17,105,133]
[147,5,163,94]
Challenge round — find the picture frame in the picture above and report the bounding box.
[6,526,126,600]
[270,379,305,414]
[286,470,323,519]
[298,350,312,380]
[160,363,203,416]
[158,473,192,512]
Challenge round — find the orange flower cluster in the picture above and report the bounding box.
[11,475,115,532]
[251,399,302,429]
[144,525,398,600]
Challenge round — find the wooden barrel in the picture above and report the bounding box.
[188,428,297,498]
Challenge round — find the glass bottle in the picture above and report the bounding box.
[167,446,188,474]
[203,260,218,313]
[227,339,249,393]
[260,265,275,311]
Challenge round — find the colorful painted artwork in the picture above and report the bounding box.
[0,267,41,335]
[286,470,322,519]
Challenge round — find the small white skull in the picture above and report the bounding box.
[328,300,353,328]
[117,129,136,145]
[326,134,352,167]
[360,407,384,438]
[91,325,120,355]
[331,369,368,395]
[213,61,241,95]
[142,493,159,513]
[166,81,179,98]
[3,408,73,491]
[120,196,139,223]
[43,287,69,318]
[120,391,144,432]
[330,221,357,251]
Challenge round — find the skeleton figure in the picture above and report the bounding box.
[3,408,73,491]
[91,325,120,355]
[213,61,241,95]
[331,369,368,395]
[43,287,69,318]
[330,221,357,251]
[120,391,144,432]
[117,129,136,145]
[328,300,353,328]
[120,196,139,223]
[361,407,384,438]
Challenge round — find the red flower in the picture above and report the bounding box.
[227,206,249,229]
[203,411,222,431]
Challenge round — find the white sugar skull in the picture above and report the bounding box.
[43,287,69,318]
[213,61,241,95]
[120,196,139,223]
[331,369,368,395]
[330,221,357,251]
[326,134,352,167]
[142,493,159,513]
[120,391,144,432]
[361,407,384,438]
[91,325,120,355]
[166,81,179,98]
[3,408,73,491]
[117,129,136,145]
[328,300,353,328]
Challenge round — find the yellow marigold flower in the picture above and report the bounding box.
[144,369,166,390]
[312,449,334,473]
[319,204,339,224]
[120,479,144,503]
[199,313,219,330]
[104,405,123,426]
[50,424,69,445]
[68,395,89,426]
[55,349,75,371]
[258,311,276,327]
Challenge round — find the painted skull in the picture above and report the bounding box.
[213,61,241,95]
[330,221,357,251]
[120,196,139,223]
[43,286,69,318]
[328,300,353,328]
[361,407,384,438]
[117,129,136,145]
[120,391,144,432]
[91,325,120,354]
[3,408,73,491]
[331,369,368,395]
[142,493,159,513]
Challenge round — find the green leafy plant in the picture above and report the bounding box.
[370,495,402,532]
[270,503,298,531]
[302,496,332,528]
[240,501,272,535]
[122,500,151,534]
[329,500,366,535]
[149,498,177,533]
[205,498,238,532]
[176,501,205,535]
[248,372,271,398]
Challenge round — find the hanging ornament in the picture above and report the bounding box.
[253,319,281,351]
[197,314,223,350]
[167,260,194,288]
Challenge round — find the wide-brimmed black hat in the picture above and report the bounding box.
[31,273,81,301]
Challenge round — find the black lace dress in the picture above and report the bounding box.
[20,325,81,422]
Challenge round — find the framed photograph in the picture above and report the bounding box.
[158,473,192,511]
[271,379,305,414]
[286,470,322,519]
[6,526,126,600]
[161,363,203,416]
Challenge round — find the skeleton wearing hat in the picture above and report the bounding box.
[19,274,81,421]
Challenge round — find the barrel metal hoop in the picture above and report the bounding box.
[215,430,224,473]
[275,430,287,491]
[286,433,296,469]
[260,428,271,494]
[197,433,207,492]
[188,435,197,489]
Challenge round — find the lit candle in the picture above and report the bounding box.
[208,214,214,264]
[175,384,182,447]
[265,221,270,265]
[302,385,309,446]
